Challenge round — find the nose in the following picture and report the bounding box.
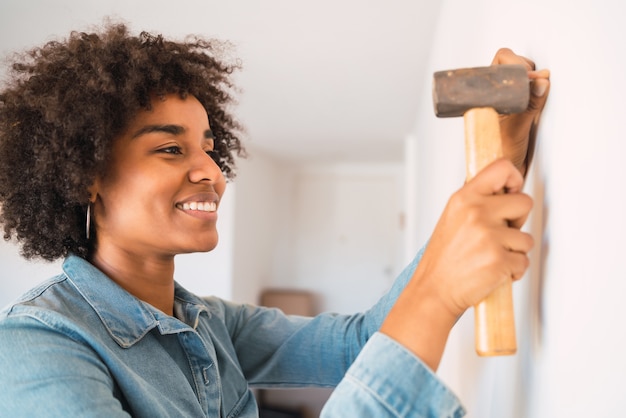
[188,148,224,185]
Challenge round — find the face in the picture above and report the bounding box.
[91,94,226,258]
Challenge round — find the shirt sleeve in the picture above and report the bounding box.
[321,332,466,418]
[218,247,427,387]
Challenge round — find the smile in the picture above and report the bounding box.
[176,201,217,212]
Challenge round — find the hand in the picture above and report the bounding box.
[417,158,534,317]
[381,159,533,370]
[492,48,550,176]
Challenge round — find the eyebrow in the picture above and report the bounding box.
[131,124,215,141]
[131,124,184,139]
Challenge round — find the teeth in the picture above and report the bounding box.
[178,202,217,212]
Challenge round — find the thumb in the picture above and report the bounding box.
[465,158,525,196]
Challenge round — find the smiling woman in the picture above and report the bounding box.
[87,95,226,314]
[0,22,244,262]
[0,20,546,418]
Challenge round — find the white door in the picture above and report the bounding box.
[292,165,403,314]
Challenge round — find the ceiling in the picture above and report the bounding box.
[0,1,441,164]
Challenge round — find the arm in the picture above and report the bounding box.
[226,161,533,399]
[219,243,427,387]
[321,158,530,417]
[321,333,465,418]
[231,49,546,413]
[381,48,549,371]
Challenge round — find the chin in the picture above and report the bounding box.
[191,236,219,253]
[199,242,219,252]
[173,232,219,254]
[176,243,218,256]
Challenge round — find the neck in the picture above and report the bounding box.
[89,246,176,316]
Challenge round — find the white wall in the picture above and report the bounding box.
[0,245,62,308]
[173,188,235,301]
[230,149,296,305]
[229,145,407,314]
[283,162,405,314]
[410,0,626,417]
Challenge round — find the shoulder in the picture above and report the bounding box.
[0,275,107,374]
[0,272,106,346]
[1,273,69,321]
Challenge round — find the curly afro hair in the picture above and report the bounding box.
[0,22,246,261]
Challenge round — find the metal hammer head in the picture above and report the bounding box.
[432,64,529,118]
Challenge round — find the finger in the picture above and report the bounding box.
[503,250,530,281]
[491,49,550,114]
[528,69,550,79]
[508,206,531,230]
[486,193,534,228]
[465,159,525,196]
[525,68,551,114]
[491,47,536,71]
[498,227,534,254]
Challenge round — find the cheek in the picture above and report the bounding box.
[100,170,171,219]
[105,169,148,199]
[215,179,227,202]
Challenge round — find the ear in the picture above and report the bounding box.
[87,178,100,203]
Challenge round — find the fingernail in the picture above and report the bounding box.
[532,79,548,97]
[536,69,551,78]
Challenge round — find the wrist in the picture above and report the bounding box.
[380,273,458,371]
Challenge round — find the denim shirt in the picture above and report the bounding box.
[0,253,464,417]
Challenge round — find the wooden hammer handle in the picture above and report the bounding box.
[464,107,517,356]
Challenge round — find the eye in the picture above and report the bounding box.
[158,146,183,155]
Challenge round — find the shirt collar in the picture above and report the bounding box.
[62,255,208,348]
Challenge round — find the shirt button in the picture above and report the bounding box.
[202,365,213,385]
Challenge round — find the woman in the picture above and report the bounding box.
[0,23,549,417]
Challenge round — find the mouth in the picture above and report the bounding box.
[176,201,217,212]
[175,192,220,216]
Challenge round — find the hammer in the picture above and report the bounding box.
[432,64,529,356]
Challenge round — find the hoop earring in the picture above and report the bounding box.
[86,203,91,240]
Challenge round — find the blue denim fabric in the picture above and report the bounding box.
[0,253,464,417]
